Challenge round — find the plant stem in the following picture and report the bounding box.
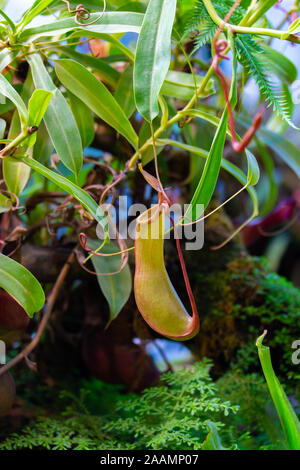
[0,250,76,377]
[128,0,299,169]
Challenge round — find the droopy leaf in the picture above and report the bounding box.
[88,239,132,324]
[257,331,300,450]
[0,253,45,317]
[134,0,177,121]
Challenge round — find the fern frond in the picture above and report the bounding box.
[235,35,294,126]
[184,0,246,53]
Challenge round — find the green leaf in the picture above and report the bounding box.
[18,0,55,29]
[0,253,45,317]
[161,71,214,100]
[88,239,132,324]
[10,154,110,242]
[184,105,228,221]
[28,89,53,127]
[114,65,135,118]
[183,35,259,223]
[260,43,297,84]
[0,117,5,138]
[19,11,144,41]
[202,421,226,450]
[68,92,95,149]
[256,331,300,450]
[54,46,120,88]
[2,71,34,196]
[27,88,52,147]
[281,18,300,39]
[28,53,83,177]
[0,192,12,213]
[134,0,177,121]
[54,59,138,149]
[0,73,28,131]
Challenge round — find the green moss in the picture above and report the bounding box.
[189,255,300,387]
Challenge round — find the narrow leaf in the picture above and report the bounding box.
[68,92,95,148]
[19,12,144,41]
[28,53,83,176]
[114,65,135,118]
[54,46,120,88]
[54,59,138,148]
[0,73,28,131]
[134,0,177,121]
[257,331,300,450]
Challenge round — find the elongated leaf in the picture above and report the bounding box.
[114,65,135,118]
[0,253,45,317]
[161,71,214,100]
[0,73,28,131]
[184,106,228,221]
[32,120,53,164]
[257,331,300,450]
[28,53,83,176]
[68,92,95,148]
[260,44,297,84]
[19,12,144,41]
[10,155,109,241]
[88,239,132,324]
[134,0,177,121]
[28,89,53,127]
[3,71,33,195]
[54,46,120,88]
[54,59,138,148]
[28,88,52,147]
[18,0,55,29]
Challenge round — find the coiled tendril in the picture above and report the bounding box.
[61,0,106,26]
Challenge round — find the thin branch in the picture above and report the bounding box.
[0,250,76,377]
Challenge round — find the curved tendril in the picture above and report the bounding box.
[258,208,299,237]
[61,0,106,26]
[179,183,249,227]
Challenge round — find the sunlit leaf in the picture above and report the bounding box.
[54,59,138,148]
[134,0,177,121]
